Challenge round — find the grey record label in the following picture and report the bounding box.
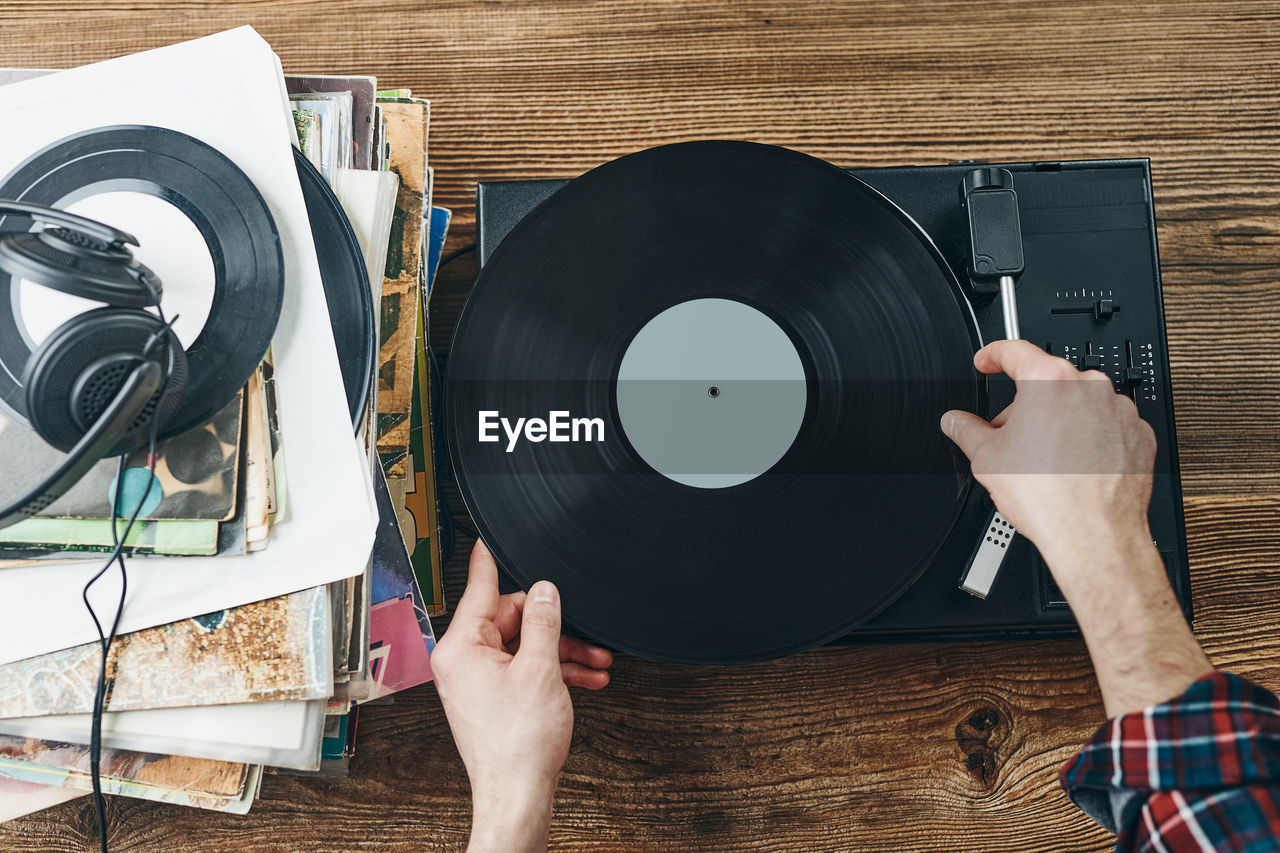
[616,297,807,488]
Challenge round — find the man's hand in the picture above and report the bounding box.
[941,339,1157,575]
[432,540,613,853]
[941,340,1211,718]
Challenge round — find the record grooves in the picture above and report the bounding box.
[448,141,985,664]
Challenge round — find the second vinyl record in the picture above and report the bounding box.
[447,141,984,663]
[294,147,375,428]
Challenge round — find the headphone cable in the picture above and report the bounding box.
[83,297,175,853]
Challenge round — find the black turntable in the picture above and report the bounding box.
[449,142,1190,662]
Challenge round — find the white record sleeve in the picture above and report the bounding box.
[0,700,326,773]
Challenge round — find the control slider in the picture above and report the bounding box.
[1051,298,1120,320]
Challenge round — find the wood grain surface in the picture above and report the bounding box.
[1,1,1278,850]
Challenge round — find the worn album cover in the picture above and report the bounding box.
[0,734,247,797]
[287,74,377,170]
[374,97,429,479]
[0,585,331,717]
[287,92,351,184]
[0,737,261,814]
[243,365,273,548]
[260,347,287,525]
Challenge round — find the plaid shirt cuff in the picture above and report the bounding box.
[1060,671,1280,849]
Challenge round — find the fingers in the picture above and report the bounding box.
[494,591,527,645]
[514,580,562,664]
[561,662,610,690]
[941,409,996,460]
[974,339,1071,381]
[560,638,612,690]
[490,576,613,676]
[452,540,502,624]
[560,635,613,670]
[508,631,614,665]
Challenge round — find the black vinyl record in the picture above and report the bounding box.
[0,128,373,438]
[0,125,283,440]
[294,148,375,427]
[447,141,983,664]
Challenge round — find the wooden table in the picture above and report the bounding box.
[1,1,1277,849]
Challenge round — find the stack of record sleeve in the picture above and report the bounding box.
[0,28,451,823]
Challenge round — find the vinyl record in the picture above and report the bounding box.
[0,125,283,440]
[294,148,375,427]
[447,141,983,664]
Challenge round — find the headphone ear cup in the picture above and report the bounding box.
[23,307,187,455]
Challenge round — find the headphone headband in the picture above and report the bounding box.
[0,199,137,248]
[0,200,158,308]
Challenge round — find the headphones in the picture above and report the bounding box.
[0,200,187,529]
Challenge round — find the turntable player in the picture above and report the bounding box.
[455,143,1197,655]
[431,339,1279,853]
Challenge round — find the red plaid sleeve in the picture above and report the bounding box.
[1061,671,1280,851]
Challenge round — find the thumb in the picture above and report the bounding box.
[515,580,562,664]
[941,409,996,460]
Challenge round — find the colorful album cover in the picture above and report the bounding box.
[319,707,359,762]
[292,107,319,165]
[424,205,452,298]
[320,711,347,761]
[0,517,219,556]
[400,206,451,613]
[0,390,244,523]
[365,464,435,700]
[367,597,433,699]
